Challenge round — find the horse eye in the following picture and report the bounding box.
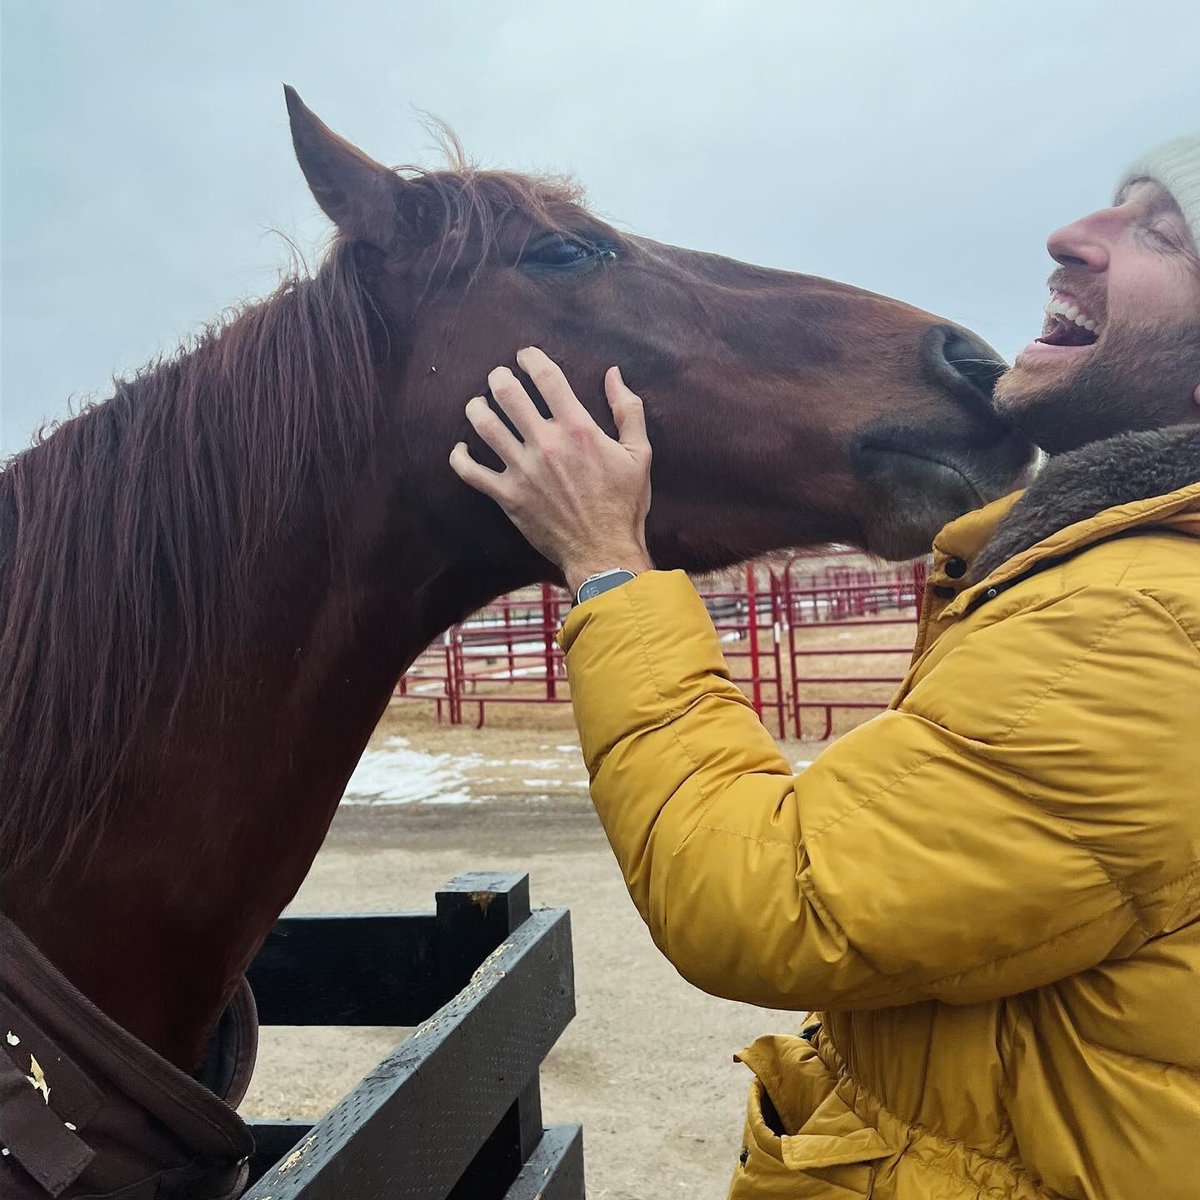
[521,234,610,269]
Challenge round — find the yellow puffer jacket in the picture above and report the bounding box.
[558,427,1200,1199]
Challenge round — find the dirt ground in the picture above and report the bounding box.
[236,703,863,1198]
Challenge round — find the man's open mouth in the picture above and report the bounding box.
[1036,291,1102,348]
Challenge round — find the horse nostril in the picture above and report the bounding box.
[940,333,1006,398]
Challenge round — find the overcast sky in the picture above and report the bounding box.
[2,0,1197,453]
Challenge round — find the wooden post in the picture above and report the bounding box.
[436,873,543,1199]
[435,872,532,1000]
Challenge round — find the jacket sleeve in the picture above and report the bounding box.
[558,569,1198,1010]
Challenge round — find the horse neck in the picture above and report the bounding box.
[6,471,530,1071]
[1,283,535,1070]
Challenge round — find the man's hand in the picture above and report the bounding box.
[449,346,654,594]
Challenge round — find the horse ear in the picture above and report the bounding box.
[284,85,404,249]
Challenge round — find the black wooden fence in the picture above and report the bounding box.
[242,872,582,1199]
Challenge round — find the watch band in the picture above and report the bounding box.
[574,568,639,606]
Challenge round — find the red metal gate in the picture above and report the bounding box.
[777,555,925,740]
[394,567,786,732]
[696,564,786,736]
[394,556,926,739]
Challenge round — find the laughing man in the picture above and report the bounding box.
[451,135,1200,1199]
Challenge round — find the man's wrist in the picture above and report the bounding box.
[563,548,654,597]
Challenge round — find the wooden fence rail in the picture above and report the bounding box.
[243,872,582,1199]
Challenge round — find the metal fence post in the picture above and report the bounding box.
[541,585,558,703]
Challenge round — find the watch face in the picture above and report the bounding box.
[577,569,637,605]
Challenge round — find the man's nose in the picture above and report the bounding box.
[1047,211,1111,273]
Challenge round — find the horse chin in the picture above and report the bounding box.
[858,453,993,561]
[850,422,1039,561]
[864,508,962,562]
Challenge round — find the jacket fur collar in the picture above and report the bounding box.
[971,422,1200,582]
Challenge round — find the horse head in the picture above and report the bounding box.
[286,86,1034,583]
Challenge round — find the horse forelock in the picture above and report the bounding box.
[396,160,588,286]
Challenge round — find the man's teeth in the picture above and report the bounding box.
[1043,297,1099,333]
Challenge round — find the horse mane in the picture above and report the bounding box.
[0,155,584,876]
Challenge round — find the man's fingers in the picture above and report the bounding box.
[465,395,524,465]
[606,366,650,453]
[449,441,510,502]
[488,366,543,442]
[517,346,590,422]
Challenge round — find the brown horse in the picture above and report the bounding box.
[0,89,1032,1076]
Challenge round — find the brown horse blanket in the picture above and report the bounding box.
[0,913,256,1198]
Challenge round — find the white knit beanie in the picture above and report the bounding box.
[1115,133,1200,252]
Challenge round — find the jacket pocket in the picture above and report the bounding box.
[730,1036,892,1199]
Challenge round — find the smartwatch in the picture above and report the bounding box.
[574,568,639,606]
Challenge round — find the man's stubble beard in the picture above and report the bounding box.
[994,319,1200,455]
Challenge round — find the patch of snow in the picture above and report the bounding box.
[477,757,564,771]
[342,737,480,806]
